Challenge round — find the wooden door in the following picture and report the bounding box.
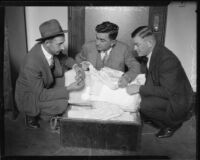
[68,7,85,58]
[149,6,168,45]
[68,6,168,56]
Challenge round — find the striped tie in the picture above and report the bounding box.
[50,57,54,69]
[143,56,149,79]
[103,51,109,66]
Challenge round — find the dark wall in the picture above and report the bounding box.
[5,7,27,89]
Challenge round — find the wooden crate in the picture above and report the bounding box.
[60,113,142,151]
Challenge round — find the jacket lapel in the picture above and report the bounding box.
[36,44,54,85]
[148,43,161,85]
[95,50,104,69]
[148,43,160,72]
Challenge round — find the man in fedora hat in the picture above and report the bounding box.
[15,19,85,129]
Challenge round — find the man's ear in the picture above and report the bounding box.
[111,39,116,47]
[44,40,50,46]
[146,39,153,47]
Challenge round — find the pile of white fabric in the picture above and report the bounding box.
[64,62,145,122]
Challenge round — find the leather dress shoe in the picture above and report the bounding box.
[155,124,182,138]
[141,114,161,128]
[25,115,40,129]
[143,119,161,129]
[143,119,153,124]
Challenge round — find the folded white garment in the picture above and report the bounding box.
[64,64,146,112]
[66,102,140,123]
[88,64,123,90]
[67,101,123,120]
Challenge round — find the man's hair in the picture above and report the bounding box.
[95,21,119,40]
[131,26,154,39]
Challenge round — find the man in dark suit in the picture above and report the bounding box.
[75,21,140,88]
[15,19,85,129]
[126,26,194,138]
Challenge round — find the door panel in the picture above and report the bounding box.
[85,7,149,48]
[68,6,167,56]
[68,7,85,58]
[149,7,167,45]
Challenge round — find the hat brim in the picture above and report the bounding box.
[35,30,68,41]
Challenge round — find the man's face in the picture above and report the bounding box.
[132,35,150,57]
[95,33,113,52]
[47,36,65,56]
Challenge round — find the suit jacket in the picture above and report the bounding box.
[75,40,140,81]
[15,43,75,116]
[139,43,194,122]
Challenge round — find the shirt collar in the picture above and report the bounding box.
[146,51,152,68]
[106,47,112,55]
[41,44,53,66]
[100,47,112,59]
[107,47,112,54]
[100,47,112,54]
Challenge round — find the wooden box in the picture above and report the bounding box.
[60,108,142,151]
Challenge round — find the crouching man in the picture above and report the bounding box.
[126,26,194,138]
[15,19,85,129]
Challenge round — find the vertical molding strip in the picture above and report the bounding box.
[23,7,28,53]
[148,6,168,45]
[68,7,85,58]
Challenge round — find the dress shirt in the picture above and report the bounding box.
[100,47,112,60]
[146,51,152,69]
[41,44,54,67]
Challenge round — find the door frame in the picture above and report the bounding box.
[68,6,168,57]
[68,6,85,58]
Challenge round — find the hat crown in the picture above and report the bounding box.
[36,19,67,41]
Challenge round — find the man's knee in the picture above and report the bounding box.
[140,96,169,113]
[56,100,68,113]
[54,76,65,87]
[39,99,68,115]
[140,98,154,113]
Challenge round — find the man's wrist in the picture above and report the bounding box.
[72,64,78,70]
[123,74,131,83]
[138,85,143,93]
[66,86,71,90]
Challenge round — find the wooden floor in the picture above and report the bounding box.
[3,111,196,159]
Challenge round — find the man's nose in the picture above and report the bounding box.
[60,44,65,51]
[96,40,100,46]
[133,45,138,51]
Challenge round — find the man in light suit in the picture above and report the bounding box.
[15,19,85,129]
[76,21,140,88]
[126,26,194,138]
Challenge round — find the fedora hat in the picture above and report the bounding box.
[36,19,68,41]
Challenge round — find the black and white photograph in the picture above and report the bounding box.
[1,2,197,159]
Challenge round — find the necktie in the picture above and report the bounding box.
[142,56,148,65]
[49,57,54,69]
[142,56,149,77]
[102,51,109,65]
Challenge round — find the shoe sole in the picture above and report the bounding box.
[24,117,40,129]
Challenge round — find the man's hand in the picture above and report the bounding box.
[73,64,85,81]
[80,61,91,71]
[118,75,130,88]
[126,84,141,95]
[66,80,85,92]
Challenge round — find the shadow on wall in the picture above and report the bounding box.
[5,7,27,118]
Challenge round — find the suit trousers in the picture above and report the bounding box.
[38,76,68,119]
[38,76,68,117]
[15,76,68,119]
[140,96,177,128]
